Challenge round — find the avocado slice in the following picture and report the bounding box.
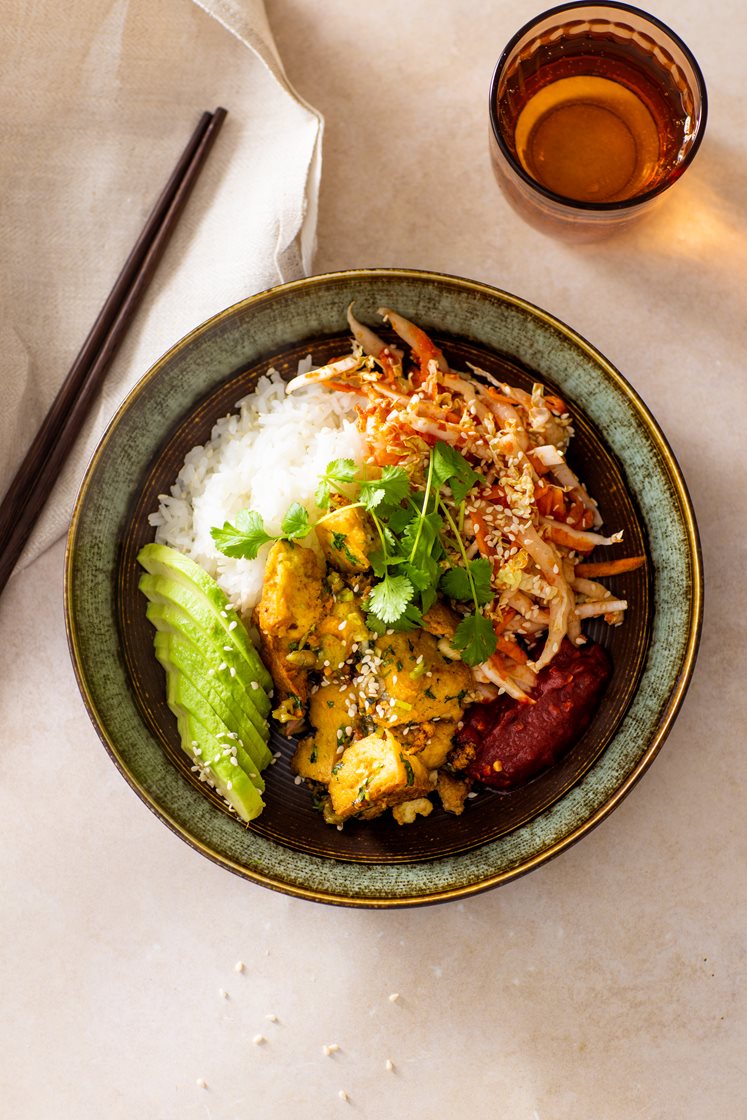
[138,543,272,692]
[146,598,271,726]
[154,631,272,777]
[166,671,268,793]
[140,572,272,720]
[174,708,265,822]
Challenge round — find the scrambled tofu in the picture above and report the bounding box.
[315,592,369,672]
[315,505,372,573]
[374,631,471,726]
[328,730,432,821]
[255,540,325,719]
[256,532,476,825]
[292,682,358,784]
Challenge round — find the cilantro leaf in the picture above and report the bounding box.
[441,557,493,606]
[281,502,311,540]
[212,501,311,559]
[452,611,497,667]
[368,549,388,578]
[403,559,437,593]
[315,458,358,508]
[359,465,410,512]
[418,583,438,616]
[401,509,442,566]
[432,441,480,504]
[386,505,417,535]
[366,573,415,625]
[440,565,471,601]
[210,509,275,559]
[371,604,423,631]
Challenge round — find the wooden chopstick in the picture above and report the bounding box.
[0,107,228,596]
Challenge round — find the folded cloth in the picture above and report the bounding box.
[0,0,323,568]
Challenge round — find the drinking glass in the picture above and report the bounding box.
[488,2,707,240]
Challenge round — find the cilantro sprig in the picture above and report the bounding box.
[318,443,495,665]
[316,458,410,513]
[211,442,498,667]
[210,502,311,559]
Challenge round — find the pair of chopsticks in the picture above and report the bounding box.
[0,106,228,598]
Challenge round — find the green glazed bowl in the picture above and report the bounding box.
[64,269,702,907]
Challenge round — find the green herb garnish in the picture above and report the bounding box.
[400,753,415,786]
[211,502,311,559]
[213,442,496,667]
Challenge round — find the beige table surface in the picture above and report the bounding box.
[2,1,745,1117]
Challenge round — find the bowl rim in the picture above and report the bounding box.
[64,267,703,907]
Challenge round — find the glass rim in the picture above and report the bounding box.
[488,0,708,214]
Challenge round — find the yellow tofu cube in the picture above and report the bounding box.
[374,631,471,726]
[315,505,372,573]
[328,730,432,820]
[291,682,358,784]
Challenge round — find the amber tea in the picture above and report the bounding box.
[498,24,694,204]
[489,5,706,238]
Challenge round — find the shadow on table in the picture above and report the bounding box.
[584,135,747,352]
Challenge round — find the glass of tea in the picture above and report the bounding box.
[488,2,707,240]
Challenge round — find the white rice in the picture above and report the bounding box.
[148,368,365,615]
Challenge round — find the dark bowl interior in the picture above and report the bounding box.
[118,327,650,865]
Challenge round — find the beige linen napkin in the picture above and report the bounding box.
[0,0,323,569]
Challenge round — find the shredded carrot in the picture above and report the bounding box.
[543,521,597,553]
[526,448,553,476]
[535,482,566,519]
[493,607,516,634]
[574,556,646,577]
[496,636,528,664]
[545,394,567,415]
[326,380,362,394]
[565,499,595,530]
[470,510,496,558]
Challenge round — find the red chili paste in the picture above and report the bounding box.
[455,638,611,790]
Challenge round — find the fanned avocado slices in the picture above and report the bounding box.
[154,631,272,778]
[175,709,265,821]
[137,543,274,823]
[146,598,271,729]
[138,543,272,692]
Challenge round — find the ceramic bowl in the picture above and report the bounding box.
[65,269,702,906]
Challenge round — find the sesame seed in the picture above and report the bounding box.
[230,667,236,678]
[196,1078,208,1089]
[219,988,228,999]
[251,681,259,690]
[385,1059,395,1072]
[294,775,303,785]
[253,1034,267,1045]
[228,620,238,631]
[218,661,227,671]
[234,961,245,973]
[388,992,400,1003]
[223,645,232,652]
[338,1090,350,1103]
[323,1043,341,1056]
